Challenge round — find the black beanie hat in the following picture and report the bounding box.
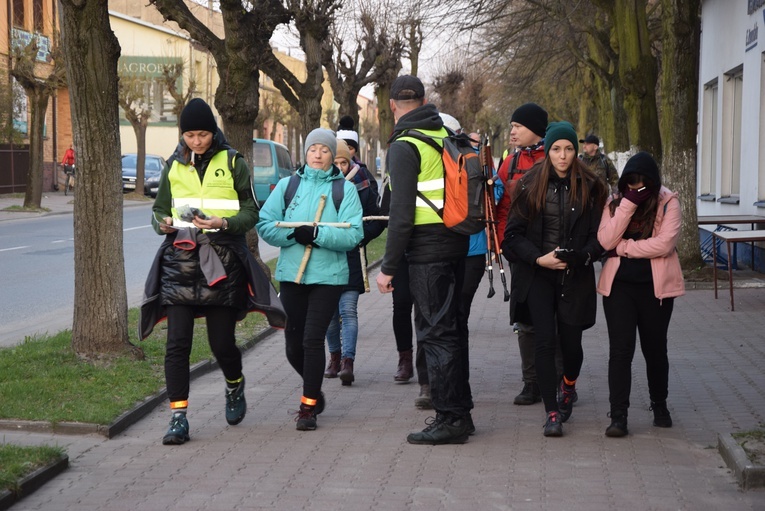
[619,151,661,192]
[511,103,548,138]
[180,98,218,134]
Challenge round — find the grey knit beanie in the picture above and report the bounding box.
[305,128,337,160]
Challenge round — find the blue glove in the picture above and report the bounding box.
[493,177,505,204]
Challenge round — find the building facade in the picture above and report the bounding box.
[698,0,765,269]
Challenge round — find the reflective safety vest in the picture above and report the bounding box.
[395,128,446,226]
[168,150,240,229]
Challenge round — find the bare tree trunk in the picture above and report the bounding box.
[60,0,138,359]
[660,0,704,270]
[612,0,662,158]
[132,121,147,195]
[23,91,47,208]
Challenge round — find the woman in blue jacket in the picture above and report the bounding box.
[258,128,364,431]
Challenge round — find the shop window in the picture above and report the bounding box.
[720,67,743,203]
[700,79,718,200]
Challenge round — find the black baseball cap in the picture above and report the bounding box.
[579,134,599,145]
[390,75,425,100]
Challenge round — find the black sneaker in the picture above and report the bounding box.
[543,411,563,437]
[162,412,190,445]
[558,381,576,422]
[315,391,325,415]
[513,382,541,405]
[295,404,317,431]
[225,377,246,425]
[407,413,470,445]
[605,412,629,437]
[465,413,476,436]
[650,401,672,428]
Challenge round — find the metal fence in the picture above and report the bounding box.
[0,144,30,194]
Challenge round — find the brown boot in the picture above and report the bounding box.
[339,357,355,386]
[324,352,341,378]
[394,349,414,382]
[414,384,432,409]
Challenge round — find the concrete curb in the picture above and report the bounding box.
[718,433,765,489]
[0,454,68,511]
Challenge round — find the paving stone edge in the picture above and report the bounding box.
[718,433,765,490]
[0,454,68,511]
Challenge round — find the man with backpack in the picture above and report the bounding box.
[376,75,473,445]
[579,134,618,194]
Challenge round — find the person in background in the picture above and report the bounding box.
[141,98,286,445]
[376,75,472,445]
[257,128,363,431]
[61,144,75,172]
[324,139,386,385]
[337,115,377,196]
[496,103,550,406]
[597,152,684,437]
[579,134,618,194]
[503,121,606,437]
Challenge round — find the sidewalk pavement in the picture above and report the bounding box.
[0,191,149,223]
[2,265,765,510]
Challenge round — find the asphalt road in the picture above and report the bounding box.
[0,205,279,347]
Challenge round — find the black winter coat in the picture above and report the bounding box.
[502,167,603,328]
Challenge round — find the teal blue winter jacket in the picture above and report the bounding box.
[257,165,364,285]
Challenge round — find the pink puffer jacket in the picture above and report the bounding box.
[597,187,685,300]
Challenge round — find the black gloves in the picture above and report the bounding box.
[604,248,618,258]
[555,249,591,267]
[288,225,319,247]
[622,187,651,206]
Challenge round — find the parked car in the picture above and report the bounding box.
[122,153,166,197]
[252,139,293,206]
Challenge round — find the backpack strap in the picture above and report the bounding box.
[395,130,446,217]
[283,173,344,215]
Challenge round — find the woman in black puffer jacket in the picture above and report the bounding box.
[502,121,606,438]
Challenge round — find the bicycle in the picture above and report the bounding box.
[63,164,75,196]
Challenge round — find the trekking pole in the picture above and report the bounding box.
[478,137,496,298]
[294,194,327,284]
[480,137,510,301]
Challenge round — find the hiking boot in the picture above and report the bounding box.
[315,391,325,415]
[465,412,476,436]
[650,401,672,428]
[162,412,190,445]
[394,349,414,382]
[543,411,563,437]
[605,411,629,437]
[414,384,433,409]
[339,358,355,386]
[513,382,541,405]
[324,352,341,378]
[225,377,246,425]
[558,380,576,423]
[295,404,317,431]
[406,413,470,445]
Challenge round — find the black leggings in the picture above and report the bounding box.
[280,282,343,401]
[525,270,585,412]
[603,281,674,414]
[165,305,242,403]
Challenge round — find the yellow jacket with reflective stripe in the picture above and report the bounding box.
[395,128,445,225]
[168,150,239,228]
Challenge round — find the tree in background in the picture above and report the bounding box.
[261,0,341,139]
[11,36,66,209]
[59,0,138,359]
[117,74,152,199]
[161,62,196,138]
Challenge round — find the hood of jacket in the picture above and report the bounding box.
[388,103,443,143]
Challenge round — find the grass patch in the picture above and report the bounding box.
[2,205,51,213]
[732,426,765,465]
[0,308,266,425]
[0,443,65,494]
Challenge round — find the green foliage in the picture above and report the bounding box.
[0,444,65,493]
[732,426,765,464]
